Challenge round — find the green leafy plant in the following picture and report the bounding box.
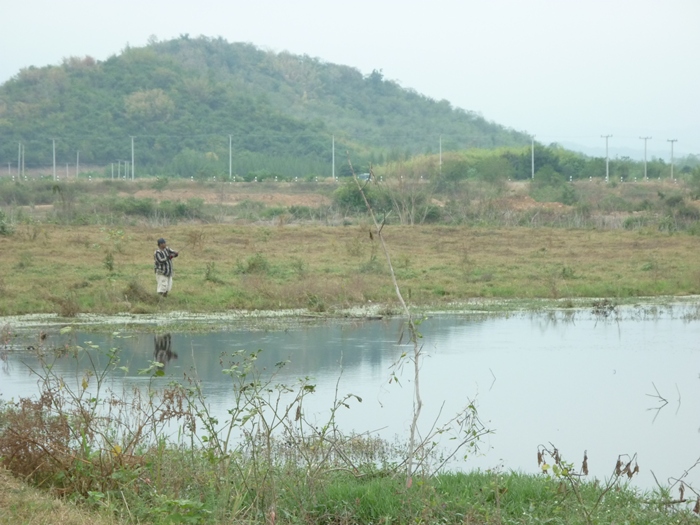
[0,209,13,236]
[236,253,270,275]
[103,251,114,272]
[204,261,224,284]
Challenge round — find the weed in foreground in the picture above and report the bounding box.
[0,327,492,524]
[534,443,700,524]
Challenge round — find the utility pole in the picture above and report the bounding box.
[131,136,135,180]
[439,135,442,176]
[76,151,80,179]
[639,137,651,180]
[601,135,612,182]
[229,135,232,180]
[531,136,535,179]
[667,139,677,180]
[17,143,21,177]
[52,139,57,181]
[331,135,335,179]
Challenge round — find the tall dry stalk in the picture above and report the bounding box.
[348,160,423,487]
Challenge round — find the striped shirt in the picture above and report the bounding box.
[154,247,178,276]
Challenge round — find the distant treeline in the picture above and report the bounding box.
[3,141,699,185]
[438,145,700,183]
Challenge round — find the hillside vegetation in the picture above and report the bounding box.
[0,36,528,179]
[2,35,699,187]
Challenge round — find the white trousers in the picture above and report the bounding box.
[156,274,173,294]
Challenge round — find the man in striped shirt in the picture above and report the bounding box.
[154,238,179,297]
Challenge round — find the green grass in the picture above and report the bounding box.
[2,459,697,525]
[1,223,700,317]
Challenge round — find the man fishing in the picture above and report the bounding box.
[154,237,179,297]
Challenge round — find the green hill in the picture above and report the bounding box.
[0,35,530,179]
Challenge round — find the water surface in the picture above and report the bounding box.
[2,304,699,491]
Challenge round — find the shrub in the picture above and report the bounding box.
[530,166,578,205]
[421,204,443,223]
[103,252,115,272]
[623,215,652,230]
[289,205,314,220]
[0,209,12,236]
[260,206,287,219]
[204,262,225,284]
[232,200,266,220]
[0,181,56,206]
[47,293,80,317]
[333,181,383,214]
[674,204,700,220]
[237,253,270,274]
[658,215,677,232]
[158,200,188,218]
[664,194,684,208]
[107,196,155,216]
[151,176,169,191]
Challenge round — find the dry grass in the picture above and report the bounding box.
[0,468,118,525]
[0,222,698,315]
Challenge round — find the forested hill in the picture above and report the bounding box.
[0,35,530,178]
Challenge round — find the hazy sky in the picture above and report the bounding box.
[2,0,698,158]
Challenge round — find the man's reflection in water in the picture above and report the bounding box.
[154,333,178,370]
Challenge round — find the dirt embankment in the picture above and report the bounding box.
[128,181,564,212]
[129,187,332,208]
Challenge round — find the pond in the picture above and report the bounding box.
[2,302,699,492]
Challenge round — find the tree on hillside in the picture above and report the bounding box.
[124,89,175,122]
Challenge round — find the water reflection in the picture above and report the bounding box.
[154,333,177,371]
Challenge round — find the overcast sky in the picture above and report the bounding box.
[2,0,698,158]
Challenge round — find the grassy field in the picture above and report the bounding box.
[0,222,699,317]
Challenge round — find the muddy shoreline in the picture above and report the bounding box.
[2,296,699,333]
